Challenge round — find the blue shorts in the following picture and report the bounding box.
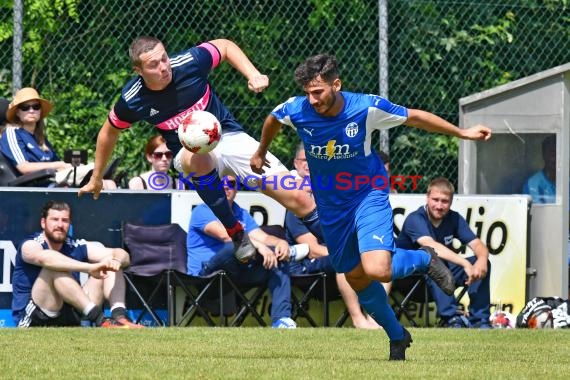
[320,190,395,273]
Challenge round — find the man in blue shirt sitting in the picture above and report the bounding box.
[523,135,556,204]
[186,175,296,328]
[396,177,492,328]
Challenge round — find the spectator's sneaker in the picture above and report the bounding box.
[389,328,412,361]
[101,316,144,329]
[271,317,297,329]
[472,320,493,329]
[422,246,455,296]
[232,230,257,263]
[440,315,471,328]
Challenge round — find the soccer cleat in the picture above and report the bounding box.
[271,317,297,329]
[101,316,144,329]
[232,230,257,263]
[389,328,412,361]
[422,246,456,296]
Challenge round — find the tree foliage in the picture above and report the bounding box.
[0,0,568,189]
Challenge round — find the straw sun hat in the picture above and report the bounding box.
[6,87,53,124]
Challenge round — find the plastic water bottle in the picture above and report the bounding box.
[290,243,309,262]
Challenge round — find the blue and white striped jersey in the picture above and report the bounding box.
[11,233,89,322]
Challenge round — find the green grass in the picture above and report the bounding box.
[1,328,569,379]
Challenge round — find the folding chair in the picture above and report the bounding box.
[290,272,330,326]
[122,222,227,327]
[260,224,332,327]
[0,152,56,186]
[390,275,432,327]
[390,275,469,327]
[225,278,268,327]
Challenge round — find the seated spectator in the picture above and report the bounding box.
[396,177,491,328]
[12,200,142,328]
[186,175,296,328]
[523,135,558,204]
[286,142,381,329]
[128,135,181,190]
[0,88,115,189]
[1,88,72,176]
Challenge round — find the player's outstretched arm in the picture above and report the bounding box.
[208,39,269,93]
[78,120,121,200]
[251,114,283,174]
[405,109,492,141]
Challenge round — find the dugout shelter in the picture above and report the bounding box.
[459,62,570,300]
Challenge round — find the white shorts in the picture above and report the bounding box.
[174,131,287,185]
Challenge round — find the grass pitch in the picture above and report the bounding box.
[1,327,569,379]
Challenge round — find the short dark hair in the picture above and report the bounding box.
[41,200,72,220]
[129,36,163,68]
[294,54,339,87]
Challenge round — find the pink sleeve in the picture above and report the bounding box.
[108,108,131,129]
[198,42,221,69]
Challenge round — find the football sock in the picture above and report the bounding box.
[357,281,404,341]
[83,302,96,316]
[300,208,325,242]
[110,304,127,319]
[391,248,431,280]
[191,169,239,231]
[85,305,105,326]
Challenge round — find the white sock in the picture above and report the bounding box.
[110,302,126,312]
[83,302,97,316]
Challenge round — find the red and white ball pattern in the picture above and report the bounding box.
[178,110,222,154]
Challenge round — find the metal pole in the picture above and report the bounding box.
[378,0,389,154]
[12,0,23,93]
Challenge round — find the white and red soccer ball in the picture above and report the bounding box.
[490,311,516,329]
[178,110,222,154]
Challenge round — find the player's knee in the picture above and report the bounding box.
[183,150,215,175]
[364,266,392,283]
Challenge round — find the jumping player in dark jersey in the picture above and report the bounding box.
[78,37,322,262]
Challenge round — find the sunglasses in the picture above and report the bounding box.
[18,103,42,112]
[224,180,237,189]
[151,151,173,160]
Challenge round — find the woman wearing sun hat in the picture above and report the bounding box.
[0,87,71,176]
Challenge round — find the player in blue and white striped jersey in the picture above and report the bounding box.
[251,54,491,360]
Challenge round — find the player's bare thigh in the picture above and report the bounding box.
[174,148,217,177]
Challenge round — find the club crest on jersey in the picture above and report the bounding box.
[345,122,358,137]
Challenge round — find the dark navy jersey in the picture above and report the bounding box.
[11,232,89,320]
[272,92,407,216]
[109,42,244,155]
[0,127,60,170]
[396,206,477,250]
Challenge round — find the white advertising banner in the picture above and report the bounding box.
[172,192,530,314]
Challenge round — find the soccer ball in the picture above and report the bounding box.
[178,110,222,154]
[490,311,516,328]
[528,309,554,329]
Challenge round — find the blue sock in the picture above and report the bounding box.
[300,208,324,242]
[192,169,238,230]
[391,248,431,280]
[357,281,403,340]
